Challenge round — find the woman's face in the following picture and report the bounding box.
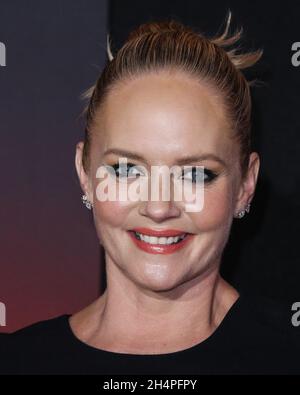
[76,70,259,291]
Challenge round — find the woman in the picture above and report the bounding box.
[1,13,299,375]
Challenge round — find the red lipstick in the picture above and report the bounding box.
[127,228,194,255]
[131,227,186,237]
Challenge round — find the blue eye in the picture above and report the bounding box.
[181,167,217,184]
[111,163,144,178]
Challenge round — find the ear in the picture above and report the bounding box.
[75,141,93,205]
[234,152,260,215]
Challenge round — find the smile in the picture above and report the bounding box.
[127,228,194,254]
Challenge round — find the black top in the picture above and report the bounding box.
[0,293,299,375]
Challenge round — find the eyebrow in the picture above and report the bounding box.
[103,148,227,167]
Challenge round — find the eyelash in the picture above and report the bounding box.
[108,162,218,184]
[181,167,218,184]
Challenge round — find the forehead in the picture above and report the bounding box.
[93,71,235,162]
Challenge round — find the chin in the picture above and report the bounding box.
[134,266,185,292]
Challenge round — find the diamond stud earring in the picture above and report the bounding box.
[81,194,93,210]
[235,202,251,219]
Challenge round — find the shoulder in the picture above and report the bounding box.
[0,315,70,374]
[236,292,300,373]
[2,314,69,343]
[242,292,299,337]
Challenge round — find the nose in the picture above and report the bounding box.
[139,199,181,222]
[138,176,181,222]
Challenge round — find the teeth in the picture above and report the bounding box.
[134,232,186,245]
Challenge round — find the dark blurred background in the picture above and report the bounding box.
[0,0,108,331]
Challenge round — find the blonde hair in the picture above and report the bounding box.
[82,11,263,179]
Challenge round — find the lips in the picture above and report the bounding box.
[127,228,194,255]
[130,227,187,237]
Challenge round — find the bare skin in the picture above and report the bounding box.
[72,70,260,354]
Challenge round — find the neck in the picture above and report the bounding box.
[70,259,239,355]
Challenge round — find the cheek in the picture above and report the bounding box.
[94,200,131,228]
[92,172,135,228]
[191,184,233,231]
[92,200,132,247]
